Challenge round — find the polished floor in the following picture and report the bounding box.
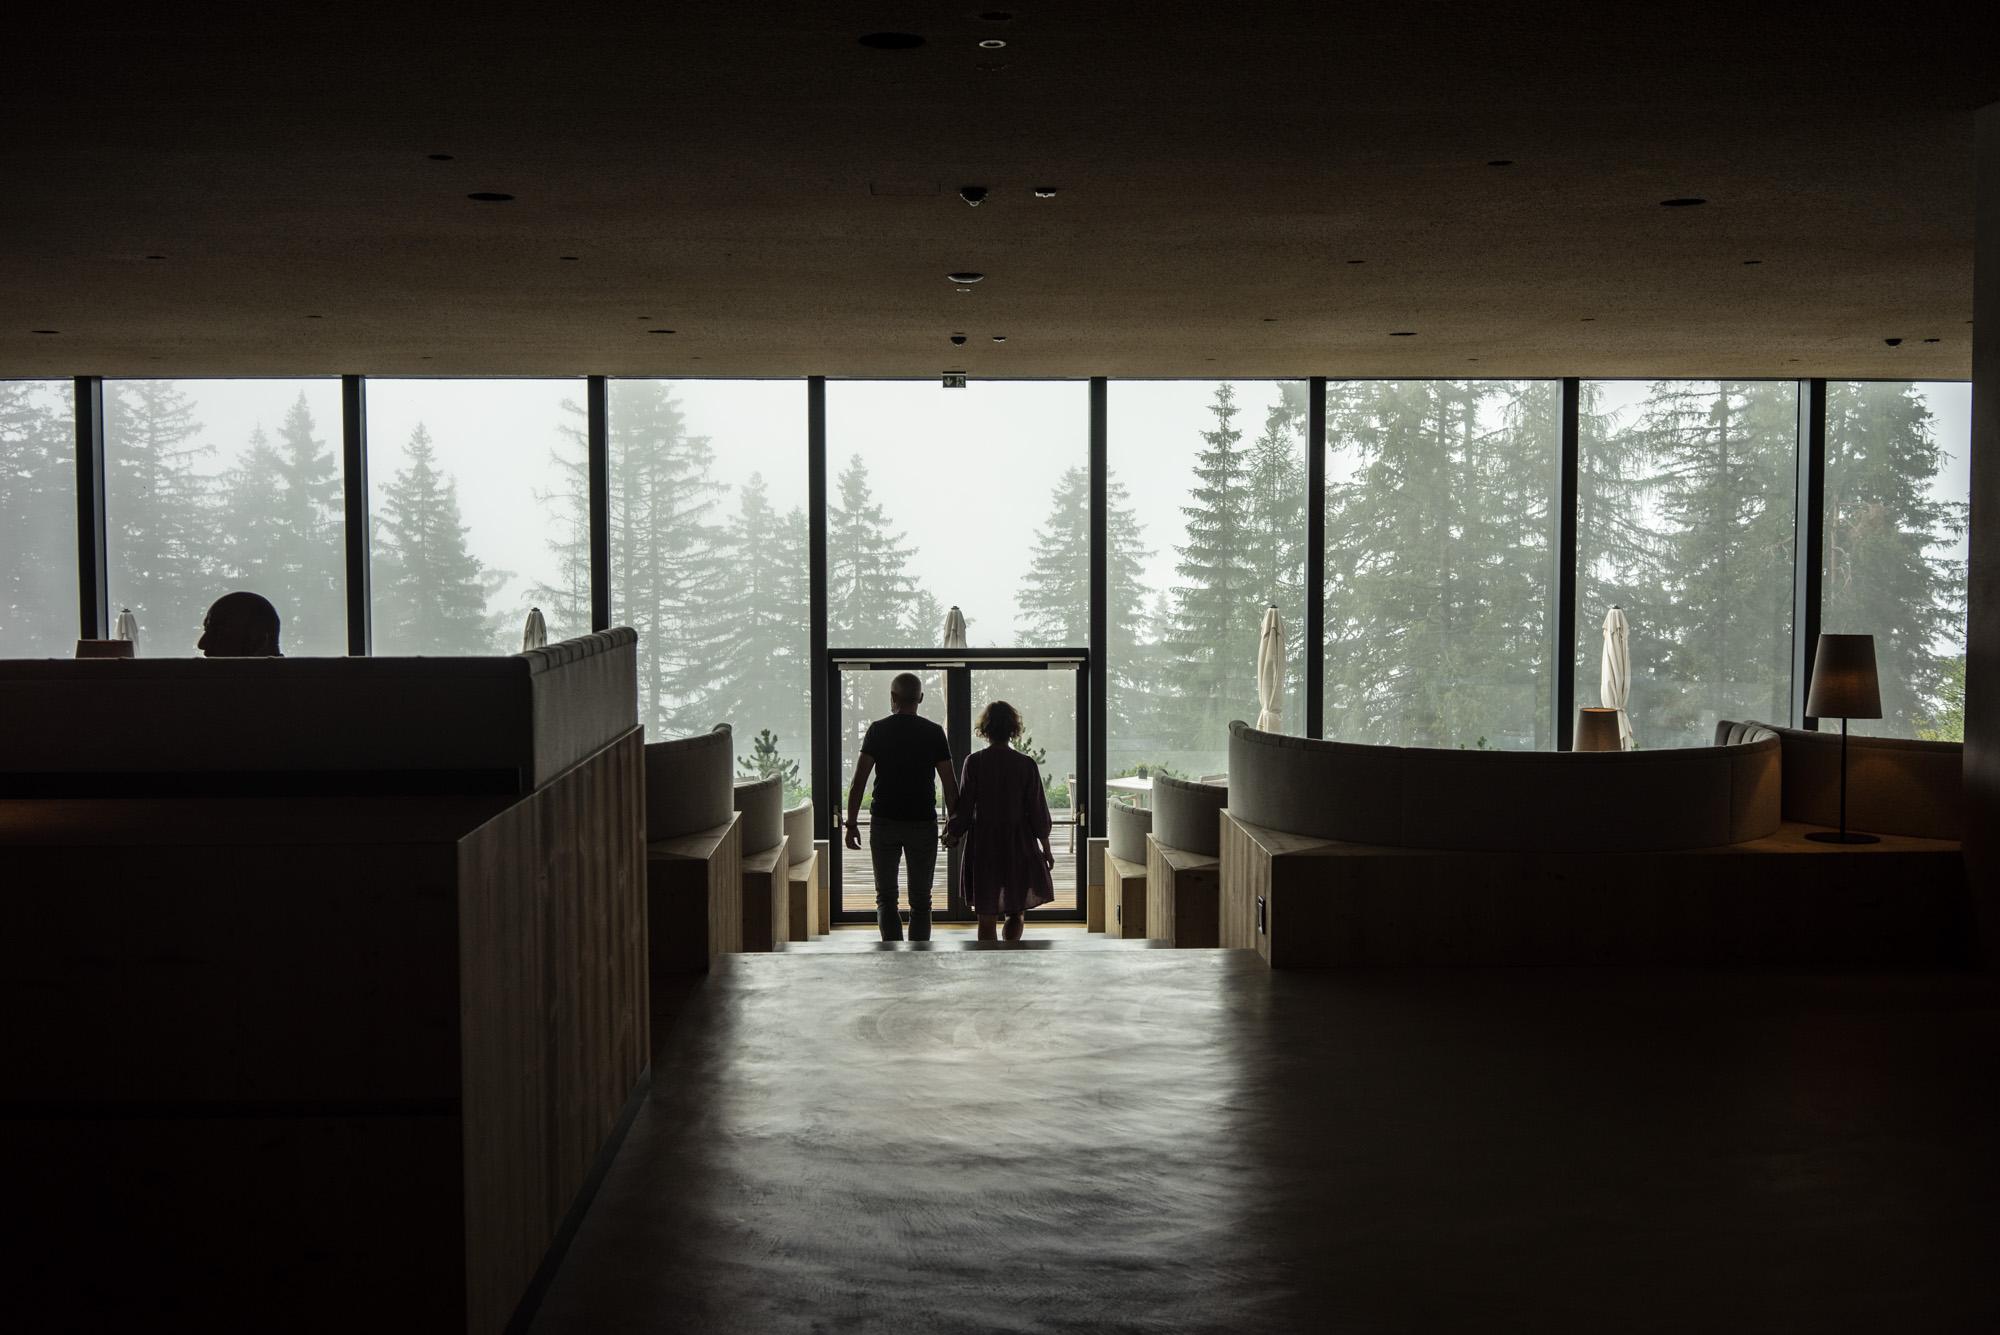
[530,937,2000,1334]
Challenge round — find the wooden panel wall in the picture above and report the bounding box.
[457,727,648,1335]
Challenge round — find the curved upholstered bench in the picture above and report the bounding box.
[1218,720,1964,967]
[1719,719,1962,840]
[1226,720,1779,853]
[1146,775,1229,946]
[776,800,820,943]
[643,724,742,971]
[732,775,788,952]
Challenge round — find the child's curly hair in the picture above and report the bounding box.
[976,700,1024,742]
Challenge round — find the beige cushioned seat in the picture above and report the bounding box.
[1153,774,1229,856]
[783,800,815,866]
[644,724,734,842]
[1106,802,1152,864]
[1227,719,1780,852]
[733,774,785,854]
[1718,719,1963,840]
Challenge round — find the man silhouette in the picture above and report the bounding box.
[845,672,959,941]
[197,591,283,657]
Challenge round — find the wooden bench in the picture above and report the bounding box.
[1221,810,1971,967]
[647,813,742,973]
[1103,850,1149,938]
[1146,833,1221,947]
[741,840,785,953]
[1086,836,1109,931]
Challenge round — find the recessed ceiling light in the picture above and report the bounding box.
[560,255,580,261]
[1923,337,1941,343]
[1033,186,1058,198]
[1487,159,1514,166]
[467,192,515,202]
[1262,317,1278,322]
[1581,317,1596,322]
[649,328,677,334]
[991,335,1007,342]
[1389,331,1417,337]
[859,31,925,49]
[428,153,455,161]
[1346,259,1365,265]
[306,314,323,320]
[1883,337,1902,346]
[947,271,985,283]
[1743,259,1762,265]
[144,254,167,260]
[1659,197,1706,207]
[979,10,1014,19]
[30,328,59,334]
[979,38,1007,48]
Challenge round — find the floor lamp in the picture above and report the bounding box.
[1804,633,1882,845]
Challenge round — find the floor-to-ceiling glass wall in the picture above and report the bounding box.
[608,379,810,790]
[1322,380,1562,750]
[364,379,584,656]
[1,380,78,657]
[105,379,345,656]
[1575,380,1799,747]
[1107,380,1308,782]
[1823,381,1971,739]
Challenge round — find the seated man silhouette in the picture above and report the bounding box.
[197,591,284,657]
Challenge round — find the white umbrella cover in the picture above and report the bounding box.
[942,605,968,649]
[522,607,549,651]
[1256,604,1285,733]
[113,607,138,646]
[1600,606,1635,750]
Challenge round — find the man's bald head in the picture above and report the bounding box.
[199,592,283,658]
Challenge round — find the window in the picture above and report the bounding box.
[106,379,344,656]
[608,380,810,795]
[1823,381,1970,740]
[365,379,583,656]
[1322,380,1561,750]
[824,380,1088,650]
[1576,381,1799,747]
[0,380,76,656]
[1107,381,1307,781]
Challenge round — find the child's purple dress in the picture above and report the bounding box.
[946,744,1056,916]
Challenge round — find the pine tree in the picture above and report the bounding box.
[373,423,502,655]
[0,380,75,654]
[1242,388,1308,726]
[531,395,594,642]
[216,426,290,598]
[1631,381,1797,742]
[1016,465,1153,738]
[107,380,216,654]
[1822,381,1968,735]
[828,453,919,644]
[1163,383,1260,750]
[596,382,731,736]
[737,726,806,804]
[707,476,810,772]
[1319,380,1559,749]
[271,394,346,654]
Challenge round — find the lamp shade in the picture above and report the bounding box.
[1574,707,1623,752]
[1805,633,1882,720]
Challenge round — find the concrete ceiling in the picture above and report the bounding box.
[3,3,1995,380]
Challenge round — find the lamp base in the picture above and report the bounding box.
[1805,830,1881,845]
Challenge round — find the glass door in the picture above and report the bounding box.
[827,648,1088,925]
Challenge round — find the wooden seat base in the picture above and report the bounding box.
[1146,834,1221,947]
[1103,852,1148,938]
[647,812,742,973]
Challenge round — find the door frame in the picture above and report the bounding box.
[823,646,1090,924]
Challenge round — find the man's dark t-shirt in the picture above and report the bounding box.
[861,713,952,821]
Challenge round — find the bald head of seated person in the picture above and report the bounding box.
[198,591,284,658]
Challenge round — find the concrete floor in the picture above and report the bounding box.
[530,942,2000,1334]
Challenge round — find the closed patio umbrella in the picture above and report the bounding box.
[522,607,548,651]
[942,605,967,649]
[113,607,138,647]
[1256,604,1284,733]
[1600,606,1635,750]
